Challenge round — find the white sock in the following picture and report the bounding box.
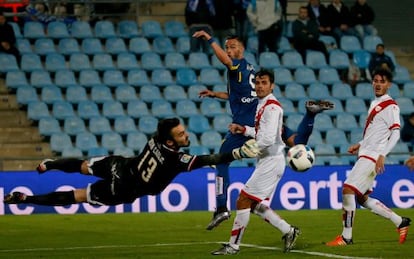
[254,203,290,234]
[229,208,250,249]
[362,197,402,227]
[342,194,356,240]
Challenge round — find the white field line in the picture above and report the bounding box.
[0,241,379,259]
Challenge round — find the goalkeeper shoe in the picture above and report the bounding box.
[36,159,54,174]
[305,100,334,114]
[397,217,411,244]
[282,226,301,252]
[325,235,353,246]
[211,243,239,255]
[206,210,231,230]
[4,192,27,204]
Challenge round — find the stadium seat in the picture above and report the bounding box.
[211,55,226,71]
[199,68,224,86]
[349,128,363,143]
[77,100,100,119]
[352,50,371,69]
[285,113,303,131]
[152,36,175,55]
[284,83,307,101]
[141,52,164,70]
[259,52,281,69]
[0,54,19,73]
[363,35,383,52]
[391,142,410,154]
[344,97,367,115]
[47,21,70,39]
[75,132,99,152]
[307,130,323,146]
[141,20,164,39]
[176,36,190,54]
[329,49,350,69]
[164,20,187,39]
[188,53,211,70]
[69,53,92,72]
[176,68,198,86]
[294,67,318,85]
[103,70,127,87]
[55,70,77,88]
[87,147,109,157]
[279,98,296,115]
[313,113,334,131]
[330,82,353,100]
[38,117,62,137]
[244,51,258,68]
[62,147,83,158]
[319,35,337,49]
[105,37,128,55]
[115,85,137,103]
[127,69,150,86]
[129,37,152,55]
[50,133,73,153]
[63,116,87,136]
[323,98,344,116]
[278,36,292,53]
[52,101,75,120]
[188,146,210,155]
[30,70,54,88]
[89,116,112,136]
[117,53,139,71]
[117,20,140,39]
[66,86,88,104]
[200,130,223,150]
[246,36,258,54]
[92,53,116,71]
[200,98,223,117]
[34,38,56,56]
[94,20,117,39]
[16,86,39,105]
[27,101,50,121]
[318,67,341,85]
[126,131,148,152]
[187,84,207,102]
[335,113,360,131]
[389,83,402,98]
[21,54,43,72]
[326,129,350,147]
[81,38,104,56]
[139,85,163,103]
[358,113,368,128]
[151,100,175,118]
[114,147,135,157]
[90,85,113,103]
[281,51,304,69]
[164,53,187,70]
[188,115,211,134]
[23,21,45,39]
[114,116,137,135]
[9,22,22,38]
[163,85,187,103]
[340,35,362,53]
[102,100,125,119]
[5,71,29,89]
[151,69,174,87]
[274,68,294,85]
[101,132,124,151]
[41,85,64,104]
[396,97,414,115]
[305,51,328,70]
[71,21,94,39]
[355,82,373,100]
[45,53,67,72]
[402,82,414,98]
[393,66,412,84]
[212,114,232,133]
[176,100,199,118]
[58,38,81,56]
[79,70,102,88]
[138,115,158,135]
[307,83,331,99]
[16,39,32,54]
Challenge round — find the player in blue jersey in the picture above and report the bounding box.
[193,30,334,230]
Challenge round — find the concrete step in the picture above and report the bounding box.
[0,143,52,158]
[0,159,40,171]
[0,127,43,143]
[0,110,32,127]
[0,94,19,110]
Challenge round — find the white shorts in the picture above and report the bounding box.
[242,154,285,202]
[344,157,377,195]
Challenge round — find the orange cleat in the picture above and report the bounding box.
[397,217,411,244]
[325,235,353,246]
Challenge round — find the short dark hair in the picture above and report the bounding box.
[226,35,244,46]
[155,117,180,143]
[376,43,385,48]
[372,68,393,82]
[255,69,275,84]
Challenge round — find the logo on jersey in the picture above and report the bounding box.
[180,154,192,163]
[375,106,382,112]
[241,97,256,103]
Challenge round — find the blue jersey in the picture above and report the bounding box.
[227,58,257,127]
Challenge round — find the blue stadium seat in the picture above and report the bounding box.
[212,114,232,133]
[103,70,127,87]
[281,51,304,69]
[66,85,88,104]
[87,147,109,157]
[188,146,210,155]
[164,20,187,39]
[314,143,336,156]
[141,52,164,70]
[285,113,303,131]
[274,68,294,85]
[127,69,150,86]
[329,49,350,69]
[90,85,113,103]
[278,36,292,53]
[187,84,207,102]
[27,101,50,120]
[34,38,56,55]
[71,21,94,39]
[307,130,324,146]
[391,142,410,154]
[318,67,341,85]
[200,98,223,117]
[152,36,175,55]
[385,50,398,66]
[16,86,39,105]
[350,128,363,143]
[244,51,258,68]
[389,83,401,98]
[101,132,124,151]
[358,113,368,128]
[335,113,359,131]
[322,98,344,116]
[94,20,117,39]
[92,53,115,71]
[163,84,187,103]
[55,70,77,88]
[141,20,164,39]
[188,52,211,70]
[319,35,337,49]
[340,35,362,53]
[47,21,70,39]
[305,51,328,70]
[114,116,137,135]
[69,53,92,72]
[9,22,22,38]
[199,68,223,86]
[105,37,128,55]
[326,129,350,147]
[114,147,135,157]
[89,116,112,135]
[355,82,373,100]
[294,67,318,85]
[176,36,190,54]
[284,83,307,101]
[21,54,43,72]
[352,50,371,69]
[30,70,54,88]
[62,147,83,158]
[151,100,175,118]
[63,116,87,136]
[246,36,258,54]
[396,97,414,115]
[45,53,67,72]
[115,85,137,103]
[58,38,81,56]
[79,70,102,87]
[151,69,174,87]
[41,85,64,104]
[129,37,152,55]
[102,100,125,119]
[164,53,187,70]
[0,54,19,73]
[307,83,331,99]
[393,66,411,84]
[176,99,199,118]
[344,97,367,115]
[117,53,139,71]
[117,20,140,39]
[75,132,99,152]
[363,35,383,52]
[188,115,211,134]
[77,100,101,119]
[402,82,414,98]
[139,85,163,103]
[186,131,199,147]
[138,115,158,135]
[331,83,353,100]
[259,52,281,69]
[126,132,148,152]
[16,39,32,54]
[23,21,45,39]
[279,98,296,115]
[200,130,222,150]
[52,101,75,120]
[81,38,104,56]
[211,55,226,71]
[313,113,334,131]
[38,117,61,136]
[5,71,29,89]
[50,133,73,153]
[176,68,198,86]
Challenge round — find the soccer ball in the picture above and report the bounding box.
[286,144,315,172]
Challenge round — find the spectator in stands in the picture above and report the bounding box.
[401,112,414,145]
[292,6,329,61]
[24,2,76,27]
[246,0,287,56]
[350,0,377,40]
[306,0,334,40]
[326,0,359,43]
[0,10,20,62]
[185,0,216,53]
[212,0,234,45]
[368,43,395,76]
[233,0,251,47]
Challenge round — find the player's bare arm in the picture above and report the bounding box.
[192,30,232,67]
[199,89,229,100]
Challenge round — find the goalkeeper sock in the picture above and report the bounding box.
[254,203,290,233]
[229,208,250,249]
[362,197,402,227]
[47,158,84,173]
[25,191,76,205]
[293,112,315,145]
[341,194,356,240]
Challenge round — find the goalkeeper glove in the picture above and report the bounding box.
[232,139,260,159]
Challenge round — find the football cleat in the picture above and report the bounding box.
[397,217,411,244]
[206,210,231,230]
[36,159,54,174]
[282,226,301,252]
[305,100,335,114]
[4,192,27,204]
[325,235,353,246]
[211,243,239,255]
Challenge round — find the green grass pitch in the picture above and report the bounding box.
[0,208,413,258]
